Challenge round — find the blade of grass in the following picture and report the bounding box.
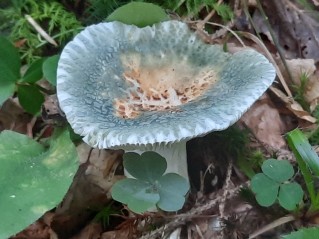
[286,128,319,209]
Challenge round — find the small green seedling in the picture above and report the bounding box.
[94,203,119,228]
[251,159,303,211]
[111,151,189,213]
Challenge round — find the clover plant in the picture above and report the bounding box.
[251,158,303,211]
[111,151,189,213]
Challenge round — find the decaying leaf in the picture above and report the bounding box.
[270,87,317,123]
[240,94,287,150]
[0,99,31,133]
[255,0,319,62]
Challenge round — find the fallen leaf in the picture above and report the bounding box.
[240,93,287,150]
[255,0,319,62]
[270,87,317,123]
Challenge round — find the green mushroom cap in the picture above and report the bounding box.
[57,20,276,149]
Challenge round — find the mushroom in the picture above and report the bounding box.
[57,21,276,182]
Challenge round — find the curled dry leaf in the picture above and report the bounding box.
[271,87,317,123]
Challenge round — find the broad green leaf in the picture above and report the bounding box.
[124,151,167,181]
[0,83,15,106]
[157,173,189,211]
[17,84,44,115]
[43,55,59,86]
[286,129,318,204]
[278,183,304,211]
[111,178,159,213]
[106,2,169,27]
[0,129,78,238]
[0,37,20,105]
[0,36,20,79]
[21,58,45,83]
[251,173,279,207]
[281,227,319,239]
[262,159,294,183]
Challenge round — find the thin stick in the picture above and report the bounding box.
[139,182,248,239]
[25,15,58,46]
[249,214,296,239]
[188,20,246,47]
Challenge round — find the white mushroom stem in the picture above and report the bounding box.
[124,141,189,183]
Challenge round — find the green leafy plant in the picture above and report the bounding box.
[251,159,303,211]
[85,0,233,24]
[146,0,233,20]
[287,128,319,213]
[0,128,78,238]
[106,2,169,27]
[111,151,189,213]
[42,54,59,86]
[0,0,81,62]
[84,0,125,24]
[281,227,319,239]
[0,36,58,114]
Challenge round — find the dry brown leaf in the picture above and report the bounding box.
[0,99,31,134]
[255,0,319,62]
[277,58,319,112]
[270,86,317,123]
[239,93,287,150]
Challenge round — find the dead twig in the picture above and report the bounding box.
[249,214,296,239]
[25,15,58,46]
[139,182,248,239]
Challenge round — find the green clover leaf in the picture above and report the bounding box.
[278,183,304,211]
[111,151,189,213]
[251,173,279,207]
[262,158,294,183]
[251,159,303,210]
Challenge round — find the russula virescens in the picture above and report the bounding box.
[57,20,276,181]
